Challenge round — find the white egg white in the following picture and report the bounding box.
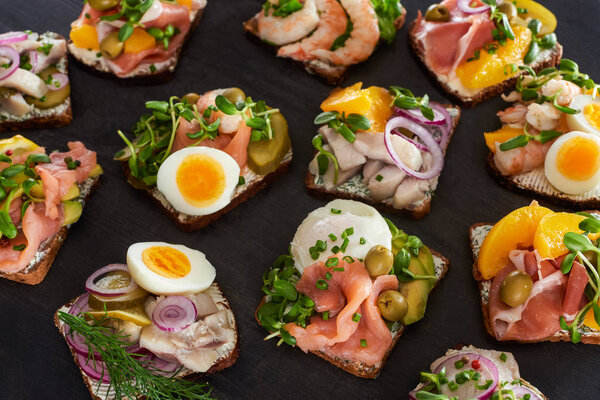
[127,242,216,295]
[544,131,600,194]
[157,147,240,216]
[567,95,600,135]
[290,199,392,274]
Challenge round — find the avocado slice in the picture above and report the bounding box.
[418,245,436,289]
[62,200,82,226]
[398,256,430,326]
[29,181,80,201]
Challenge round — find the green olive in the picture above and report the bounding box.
[500,270,533,308]
[182,92,200,105]
[223,87,246,105]
[24,66,70,109]
[425,4,450,22]
[377,290,408,321]
[497,0,518,20]
[99,32,124,60]
[88,0,119,11]
[364,245,393,278]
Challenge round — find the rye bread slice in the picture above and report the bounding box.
[54,282,239,400]
[122,149,292,232]
[305,105,460,220]
[0,175,100,285]
[255,249,450,379]
[243,6,406,85]
[0,33,72,132]
[67,8,204,84]
[469,221,600,344]
[407,19,563,108]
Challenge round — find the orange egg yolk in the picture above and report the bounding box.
[176,154,226,207]
[142,246,191,279]
[584,103,600,131]
[556,136,600,181]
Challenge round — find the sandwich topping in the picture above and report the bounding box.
[57,242,237,399]
[412,0,558,96]
[115,88,292,218]
[257,199,444,370]
[68,0,206,78]
[475,201,600,343]
[309,83,458,212]
[0,135,101,275]
[0,31,69,120]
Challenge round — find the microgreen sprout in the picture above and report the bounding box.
[388,86,435,121]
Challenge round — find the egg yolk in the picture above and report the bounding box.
[584,103,600,131]
[176,154,226,207]
[142,246,191,279]
[556,136,600,181]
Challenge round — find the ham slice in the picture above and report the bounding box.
[561,261,589,321]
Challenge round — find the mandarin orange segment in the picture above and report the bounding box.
[477,202,553,280]
[484,126,524,153]
[177,0,193,9]
[533,212,600,259]
[456,26,532,89]
[70,24,99,50]
[124,28,156,53]
[584,303,600,330]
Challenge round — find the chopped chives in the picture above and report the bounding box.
[237,176,245,186]
[332,245,340,254]
[342,256,354,263]
[454,360,465,369]
[352,312,361,322]
[499,353,507,362]
[328,233,337,241]
[360,339,367,347]
[316,279,329,290]
[341,238,349,252]
[344,227,354,236]
[322,311,329,320]
[448,381,458,391]
[325,272,332,280]
[359,237,366,245]
[375,174,383,182]
[325,257,339,268]
[330,208,341,214]
[332,267,345,272]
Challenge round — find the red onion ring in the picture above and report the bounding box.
[141,353,181,376]
[152,296,197,332]
[47,73,69,91]
[384,116,444,180]
[430,103,452,148]
[0,46,20,80]
[511,385,543,400]
[27,50,38,73]
[85,264,139,298]
[394,106,446,126]
[433,353,499,399]
[77,353,111,383]
[457,0,492,14]
[0,31,28,45]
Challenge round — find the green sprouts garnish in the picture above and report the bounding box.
[214,95,279,142]
[388,86,435,121]
[313,110,371,143]
[312,133,339,184]
[263,0,303,18]
[101,0,159,44]
[499,122,562,151]
[58,311,215,399]
[483,0,515,44]
[523,19,556,64]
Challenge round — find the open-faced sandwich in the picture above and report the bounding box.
[0,135,101,285]
[55,242,238,400]
[256,199,449,378]
[409,0,562,107]
[115,87,292,231]
[410,345,547,400]
[306,83,460,219]
[68,0,206,82]
[244,0,406,84]
[0,31,72,131]
[470,201,600,344]
[485,59,600,209]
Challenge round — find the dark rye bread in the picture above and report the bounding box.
[68,9,204,85]
[243,6,406,85]
[468,221,600,344]
[255,249,450,379]
[54,282,240,400]
[305,105,461,220]
[0,175,100,285]
[0,34,72,132]
[486,152,600,210]
[408,19,563,108]
[122,153,291,232]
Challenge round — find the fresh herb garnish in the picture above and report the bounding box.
[101,0,156,43]
[37,42,54,55]
[467,49,481,62]
[370,0,403,44]
[388,86,435,121]
[311,133,339,184]
[499,123,562,151]
[375,174,383,182]
[483,0,515,44]
[12,244,26,251]
[263,0,303,18]
[19,53,32,71]
[523,19,556,64]
[313,110,370,143]
[330,18,353,51]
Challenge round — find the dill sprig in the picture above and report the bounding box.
[58,311,216,400]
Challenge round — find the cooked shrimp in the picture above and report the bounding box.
[194,90,242,134]
[257,0,320,46]
[310,0,379,66]
[501,91,522,103]
[541,78,582,106]
[493,140,552,176]
[277,0,347,62]
[526,102,561,131]
[497,104,528,127]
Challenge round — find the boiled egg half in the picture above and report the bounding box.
[290,199,392,274]
[157,147,240,216]
[127,242,216,295]
[567,95,600,136]
[544,131,600,194]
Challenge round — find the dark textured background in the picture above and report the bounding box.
[0,0,598,398]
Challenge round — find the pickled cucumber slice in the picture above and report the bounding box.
[86,306,151,326]
[24,66,70,109]
[88,284,149,311]
[247,112,291,175]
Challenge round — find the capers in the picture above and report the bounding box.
[377,290,408,321]
[88,0,119,11]
[182,92,200,105]
[500,270,533,308]
[24,66,70,109]
[99,32,124,60]
[364,245,393,278]
[223,87,246,105]
[497,0,518,20]
[425,4,450,22]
